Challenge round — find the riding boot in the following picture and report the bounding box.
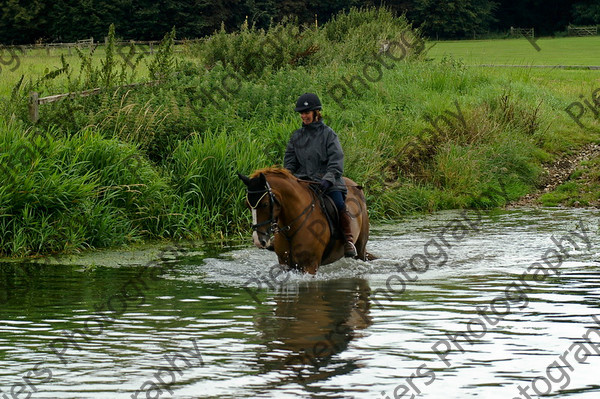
[339,210,357,258]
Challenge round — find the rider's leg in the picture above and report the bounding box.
[328,191,357,258]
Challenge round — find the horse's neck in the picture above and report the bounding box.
[270,176,310,222]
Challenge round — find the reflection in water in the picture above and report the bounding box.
[2,208,600,398]
[254,278,372,384]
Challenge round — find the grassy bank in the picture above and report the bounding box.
[540,155,600,207]
[1,7,599,257]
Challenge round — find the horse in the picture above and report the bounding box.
[253,278,372,378]
[238,167,370,274]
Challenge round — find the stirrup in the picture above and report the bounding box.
[344,241,357,258]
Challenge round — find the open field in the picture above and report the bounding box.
[2,36,600,97]
[0,40,196,97]
[427,36,600,66]
[0,46,155,97]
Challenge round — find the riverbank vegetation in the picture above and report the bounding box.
[1,8,599,257]
[540,153,600,207]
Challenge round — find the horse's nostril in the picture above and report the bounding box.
[260,239,267,247]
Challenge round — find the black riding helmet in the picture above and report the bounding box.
[294,93,322,112]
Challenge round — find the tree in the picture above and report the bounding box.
[244,0,278,28]
[493,0,577,36]
[408,0,498,39]
[572,0,600,25]
[0,0,47,43]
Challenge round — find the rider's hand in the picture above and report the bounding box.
[319,179,332,193]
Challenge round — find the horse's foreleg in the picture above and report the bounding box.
[304,263,318,275]
[298,253,320,274]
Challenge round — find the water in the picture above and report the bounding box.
[1,208,600,398]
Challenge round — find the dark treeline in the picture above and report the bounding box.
[1,0,599,44]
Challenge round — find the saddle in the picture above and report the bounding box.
[308,186,343,261]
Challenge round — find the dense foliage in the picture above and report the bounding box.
[1,8,597,257]
[1,0,599,43]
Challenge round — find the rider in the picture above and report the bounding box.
[284,93,357,258]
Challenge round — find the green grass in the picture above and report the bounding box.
[540,157,600,207]
[1,8,600,257]
[427,36,600,66]
[0,121,173,255]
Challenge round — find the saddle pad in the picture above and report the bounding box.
[322,194,340,228]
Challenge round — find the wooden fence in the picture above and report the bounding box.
[28,80,160,123]
[1,38,96,56]
[510,27,534,39]
[1,38,190,56]
[568,25,598,36]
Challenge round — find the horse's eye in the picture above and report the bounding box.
[257,202,269,209]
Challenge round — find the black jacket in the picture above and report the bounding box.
[284,120,347,193]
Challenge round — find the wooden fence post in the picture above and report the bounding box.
[29,92,39,123]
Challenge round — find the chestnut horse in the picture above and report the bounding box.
[238,167,370,274]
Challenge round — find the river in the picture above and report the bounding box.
[1,207,599,398]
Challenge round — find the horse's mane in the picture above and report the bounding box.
[250,167,295,180]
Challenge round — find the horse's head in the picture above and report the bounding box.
[238,172,280,249]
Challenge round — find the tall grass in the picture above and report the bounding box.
[1,7,599,257]
[0,120,173,256]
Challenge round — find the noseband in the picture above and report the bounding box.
[247,180,278,236]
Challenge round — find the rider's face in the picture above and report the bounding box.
[300,111,314,125]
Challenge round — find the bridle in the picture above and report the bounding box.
[246,178,317,268]
[247,180,279,237]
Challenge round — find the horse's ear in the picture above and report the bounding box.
[237,173,251,186]
[259,173,266,183]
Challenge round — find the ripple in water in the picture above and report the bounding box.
[1,208,600,398]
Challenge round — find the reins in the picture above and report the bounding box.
[246,177,318,269]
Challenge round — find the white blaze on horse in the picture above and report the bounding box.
[238,167,371,274]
